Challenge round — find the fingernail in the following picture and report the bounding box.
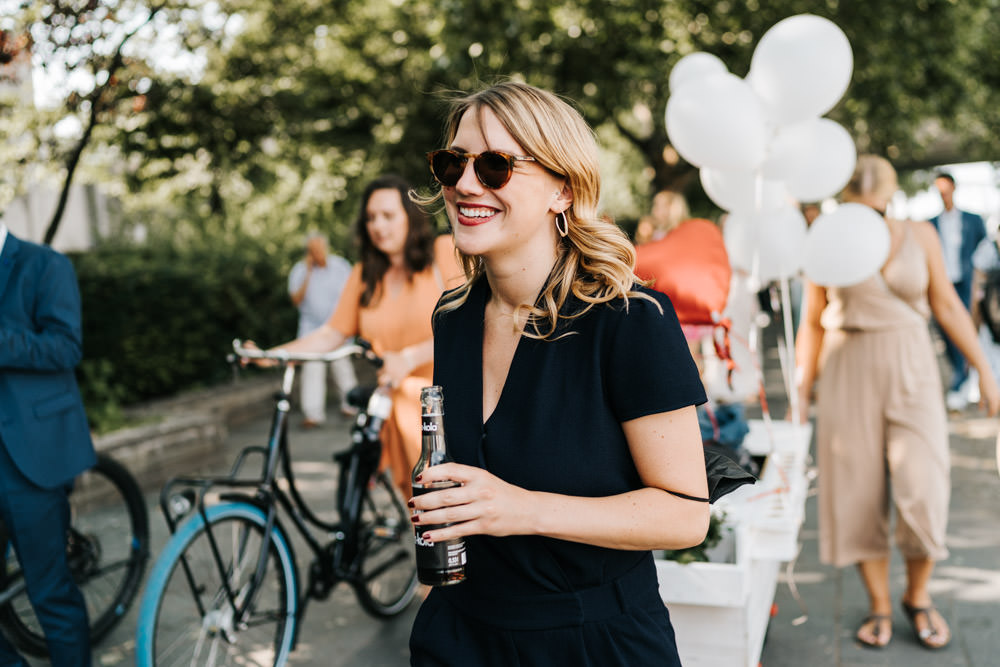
[411,515,419,523]
[407,499,415,508]
[415,474,422,482]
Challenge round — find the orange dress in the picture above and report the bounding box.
[328,235,463,497]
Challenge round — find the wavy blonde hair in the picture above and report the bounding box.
[425,81,653,339]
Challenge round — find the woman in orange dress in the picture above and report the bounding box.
[256,174,462,497]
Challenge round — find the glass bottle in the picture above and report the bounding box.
[411,386,466,586]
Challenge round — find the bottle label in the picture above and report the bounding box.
[412,483,466,575]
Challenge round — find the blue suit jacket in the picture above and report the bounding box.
[930,208,987,287]
[0,232,96,489]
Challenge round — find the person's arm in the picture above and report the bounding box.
[288,260,311,307]
[0,252,83,372]
[792,279,828,423]
[411,404,710,551]
[245,265,359,366]
[916,221,1000,414]
[379,338,434,387]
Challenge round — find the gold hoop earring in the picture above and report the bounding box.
[555,211,569,238]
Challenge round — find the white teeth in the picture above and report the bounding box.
[458,206,494,218]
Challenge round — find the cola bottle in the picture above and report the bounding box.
[411,386,466,586]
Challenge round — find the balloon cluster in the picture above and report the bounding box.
[666,15,885,287]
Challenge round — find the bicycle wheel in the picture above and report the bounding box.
[353,472,419,618]
[136,502,298,667]
[0,454,150,656]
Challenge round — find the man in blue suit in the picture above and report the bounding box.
[930,172,987,410]
[0,221,95,665]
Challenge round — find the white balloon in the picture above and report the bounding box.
[700,167,789,213]
[749,14,853,126]
[669,52,729,93]
[665,73,768,170]
[723,205,808,282]
[803,203,890,287]
[762,118,857,202]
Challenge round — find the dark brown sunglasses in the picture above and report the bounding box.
[426,149,537,189]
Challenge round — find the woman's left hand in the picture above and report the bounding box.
[377,350,411,388]
[979,371,1000,416]
[409,463,535,542]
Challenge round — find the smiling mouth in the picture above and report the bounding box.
[457,205,497,225]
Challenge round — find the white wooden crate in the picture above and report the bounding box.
[656,524,780,667]
[654,419,813,666]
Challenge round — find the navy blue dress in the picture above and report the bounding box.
[409,278,706,666]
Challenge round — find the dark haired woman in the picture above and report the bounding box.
[252,174,462,497]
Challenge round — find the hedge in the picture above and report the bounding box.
[69,238,299,428]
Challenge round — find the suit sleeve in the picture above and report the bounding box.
[0,252,84,372]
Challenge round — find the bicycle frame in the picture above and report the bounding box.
[157,340,389,632]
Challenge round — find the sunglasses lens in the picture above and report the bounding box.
[475,152,512,189]
[430,151,465,186]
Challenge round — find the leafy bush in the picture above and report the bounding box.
[70,237,299,417]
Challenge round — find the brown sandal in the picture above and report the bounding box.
[901,600,950,649]
[856,613,892,649]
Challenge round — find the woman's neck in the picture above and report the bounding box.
[386,252,406,271]
[483,245,559,315]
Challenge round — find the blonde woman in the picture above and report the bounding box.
[408,82,709,665]
[795,155,1000,650]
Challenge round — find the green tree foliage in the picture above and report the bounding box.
[9,0,998,242]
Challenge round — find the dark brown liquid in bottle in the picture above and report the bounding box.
[412,482,466,586]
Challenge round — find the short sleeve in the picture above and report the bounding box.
[606,289,707,422]
[327,264,364,337]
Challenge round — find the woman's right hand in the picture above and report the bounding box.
[409,463,536,542]
[240,340,279,368]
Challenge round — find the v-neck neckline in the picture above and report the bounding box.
[477,281,526,429]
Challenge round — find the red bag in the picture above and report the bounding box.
[634,218,731,326]
[635,218,735,381]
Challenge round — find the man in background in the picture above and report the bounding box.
[931,172,987,410]
[0,219,95,665]
[289,232,357,427]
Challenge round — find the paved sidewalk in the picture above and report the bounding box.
[77,407,417,667]
[756,340,1000,667]
[68,338,1000,666]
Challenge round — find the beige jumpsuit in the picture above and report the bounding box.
[815,223,949,567]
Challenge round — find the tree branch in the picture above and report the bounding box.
[44,4,166,245]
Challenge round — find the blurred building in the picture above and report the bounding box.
[2,183,120,252]
[1,30,119,252]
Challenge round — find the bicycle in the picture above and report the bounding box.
[135,338,420,666]
[0,453,150,656]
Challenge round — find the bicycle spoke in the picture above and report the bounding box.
[353,474,419,617]
[144,511,294,666]
[1,455,148,657]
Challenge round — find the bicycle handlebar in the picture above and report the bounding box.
[231,338,383,368]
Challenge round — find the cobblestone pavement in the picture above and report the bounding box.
[27,334,1000,666]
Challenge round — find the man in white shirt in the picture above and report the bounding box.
[930,172,987,410]
[288,233,357,427]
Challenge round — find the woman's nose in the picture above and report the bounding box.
[455,156,484,194]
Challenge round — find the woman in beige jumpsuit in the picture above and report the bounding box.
[795,155,1000,650]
